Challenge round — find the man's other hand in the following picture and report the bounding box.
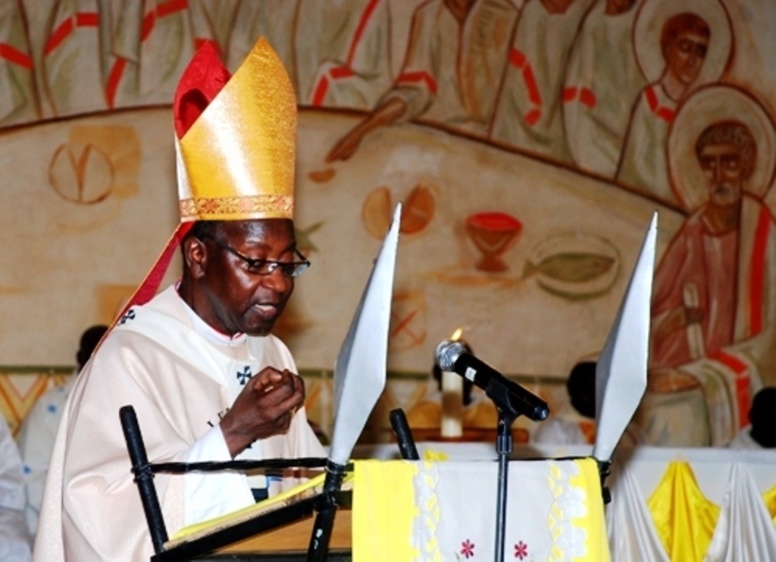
[220,367,305,458]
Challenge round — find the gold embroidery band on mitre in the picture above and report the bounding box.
[179,195,294,222]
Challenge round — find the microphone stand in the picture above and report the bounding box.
[484,379,521,562]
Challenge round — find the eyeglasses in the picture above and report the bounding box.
[201,235,310,278]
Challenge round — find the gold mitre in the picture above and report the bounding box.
[176,38,296,222]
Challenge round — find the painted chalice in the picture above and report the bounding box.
[465,211,522,272]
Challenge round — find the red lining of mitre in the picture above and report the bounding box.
[173,40,231,139]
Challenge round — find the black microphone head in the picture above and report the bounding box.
[435,340,465,371]
[533,403,550,421]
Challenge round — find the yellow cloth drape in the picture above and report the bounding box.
[568,459,610,562]
[352,459,419,561]
[647,461,720,562]
[764,483,776,524]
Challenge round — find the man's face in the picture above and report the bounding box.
[699,143,745,207]
[665,30,708,86]
[197,219,297,336]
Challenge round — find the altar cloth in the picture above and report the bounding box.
[352,458,609,561]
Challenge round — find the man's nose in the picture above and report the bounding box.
[260,268,293,293]
[688,46,703,68]
[712,159,725,182]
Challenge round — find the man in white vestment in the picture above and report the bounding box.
[34,38,325,561]
[17,325,108,537]
[532,360,643,448]
[533,361,596,446]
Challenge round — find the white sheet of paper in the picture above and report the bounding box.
[593,212,657,462]
[328,204,402,466]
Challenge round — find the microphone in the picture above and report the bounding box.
[435,340,549,421]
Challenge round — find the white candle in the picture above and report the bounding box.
[441,369,463,438]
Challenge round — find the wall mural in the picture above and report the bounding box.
[1,0,775,447]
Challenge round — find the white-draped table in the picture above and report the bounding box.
[353,442,776,562]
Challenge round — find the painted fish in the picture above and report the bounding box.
[523,252,615,283]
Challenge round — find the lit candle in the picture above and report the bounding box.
[441,328,464,438]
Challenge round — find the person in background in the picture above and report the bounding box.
[533,360,643,448]
[727,387,776,449]
[533,361,597,446]
[0,413,32,561]
[17,325,108,537]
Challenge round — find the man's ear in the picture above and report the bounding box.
[183,236,208,279]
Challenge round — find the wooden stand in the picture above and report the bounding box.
[217,509,352,554]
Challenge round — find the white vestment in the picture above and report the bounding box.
[532,416,589,446]
[726,426,762,449]
[34,285,325,561]
[17,375,75,536]
[0,415,32,562]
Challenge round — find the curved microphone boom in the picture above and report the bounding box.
[435,340,549,421]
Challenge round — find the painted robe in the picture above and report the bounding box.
[562,1,646,177]
[29,0,110,117]
[384,0,519,136]
[106,0,194,109]
[224,0,392,111]
[490,0,595,162]
[0,0,39,126]
[615,83,677,204]
[646,195,776,446]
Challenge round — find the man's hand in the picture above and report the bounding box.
[220,367,305,458]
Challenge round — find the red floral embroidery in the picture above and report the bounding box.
[461,539,475,558]
[514,540,528,559]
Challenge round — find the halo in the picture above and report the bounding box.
[667,85,776,211]
[633,0,731,86]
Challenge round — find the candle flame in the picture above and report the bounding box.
[450,327,463,341]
